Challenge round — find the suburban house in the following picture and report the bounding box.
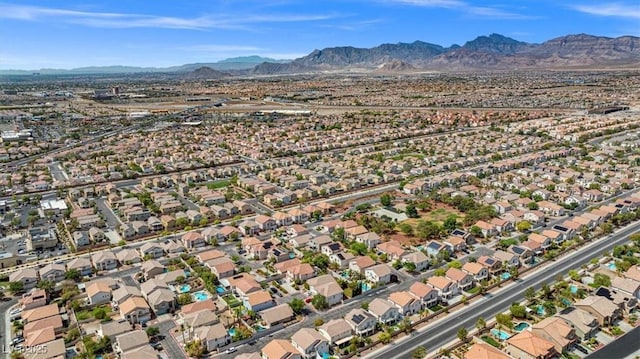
[119,296,151,325]
[408,282,440,308]
[38,263,66,283]
[86,281,112,306]
[388,291,422,316]
[10,268,38,290]
[367,298,400,325]
[261,339,302,359]
[364,264,392,285]
[291,327,330,359]
[402,251,430,271]
[464,342,511,359]
[139,243,165,259]
[193,323,231,352]
[575,296,622,326]
[557,307,599,340]
[259,304,295,328]
[348,256,376,274]
[344,308,377,336]
[243,290,275,312]
[427,276,459,300]
[318,319,353,347]
[462,262,489,282]
[307,275,344,307]
[66,257,93,277]
[531,317,578,353]
[91,251,118,271]
[445,268,474,291]
[505,331,558,359]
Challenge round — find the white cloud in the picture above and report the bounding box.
[181,45,265,52]
[383,0,531,19]
[0,3,339,30]
[574,3,640,19]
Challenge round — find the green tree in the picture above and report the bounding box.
[510,304,527,319]
[405,203,419,218]
[92,307,108,320]
[524,287,536,302]
[312,294,329,310]
[516,221,532,232]
[443,215,458,232]
[289,298,305,314]
[36,279,55,294]
[380,193,393,207]
[146,326,160,337]
[361,301,369,310]
[457,327,468,341]
[447,260,462,269]
[185,339,205,358]
[475,317,486,330]
[495,313,513,329]
[469,225,482,238]
[379,332,391,344]
[65,269,81,282]
[8,281,24,294]
[349,242,368,256]
[593,273,611,287]
[178,293,193,305]
[412,346,427,359]
[399,223,414,236]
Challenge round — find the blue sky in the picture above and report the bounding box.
[1,0,639,69]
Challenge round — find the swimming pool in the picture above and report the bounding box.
[228,328,237,337]
[192,290,211,302]
[177,284,192,293]
[501,272,511,280]
[216,286,225,294]
[361,282,371,292]
[254,324,267,332]
[605,261,617,271]
[514,322,530,332]
[490,329,510,340]
[570,285,578,294]
[536,305,546,316]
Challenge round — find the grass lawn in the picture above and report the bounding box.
[207,179,231,190]
[481,336,501,348]
[466,286,481,294]
[428,304,443,312]
[224,295,242,307]
[403,206,465,228]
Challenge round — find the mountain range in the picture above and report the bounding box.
[253,33,640,74]
[0,56,289,75]
[2,33,640,76]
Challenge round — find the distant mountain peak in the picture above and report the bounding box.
[462,33,528,54]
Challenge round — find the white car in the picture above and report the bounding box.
[225,347,237,354]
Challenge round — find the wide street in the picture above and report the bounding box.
[366,220,640,359]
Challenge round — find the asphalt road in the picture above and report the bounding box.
[0,298,19,359]
[585,325,640,359]
[368,220,640,359]
[156,318,186,359]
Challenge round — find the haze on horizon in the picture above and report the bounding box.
[1,0,639,70]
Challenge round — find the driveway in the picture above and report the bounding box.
[156,318,187,359]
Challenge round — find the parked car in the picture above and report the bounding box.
[225,347,237,354]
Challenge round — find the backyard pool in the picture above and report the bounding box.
[340,271,349,279]
[537,305,546,316]
[490,329,510,340]
[501,272,511,280]
[228,328,237,337]
[361,282,371,292]
[570,285,578,294]
[192,290,211,302]
[216,286,225,294]
[514,322,530,332]
[254,324,267,332]
[606,261,617,271]
[177,284,192,293]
